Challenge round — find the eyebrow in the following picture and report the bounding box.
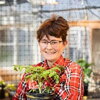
[41,39,62,41]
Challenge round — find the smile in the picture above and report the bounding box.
[45,51,56,54]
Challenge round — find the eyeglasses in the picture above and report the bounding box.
[40,40,63,48]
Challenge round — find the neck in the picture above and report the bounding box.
[47,56,62,67]
[47,60,55,67]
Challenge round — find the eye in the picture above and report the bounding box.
[51,41,58,45]
[41,41,48,44]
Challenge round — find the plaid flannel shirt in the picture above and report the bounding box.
[13,56,84,100]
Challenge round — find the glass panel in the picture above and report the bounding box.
[17,45,33,65]
[0,30,14,43]
[17,29,33,43]
[0,46,14,67]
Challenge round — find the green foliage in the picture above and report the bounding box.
[0,80,6,85]
[76,59,93,83]
[5,84,16,91]
[14,65,64,93]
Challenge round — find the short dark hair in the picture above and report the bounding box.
[37,15,69,42]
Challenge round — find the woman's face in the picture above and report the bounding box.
[39,35,67,62]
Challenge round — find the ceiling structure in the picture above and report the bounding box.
[0,0,28,5]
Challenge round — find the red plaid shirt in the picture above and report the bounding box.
[13,56,84,100]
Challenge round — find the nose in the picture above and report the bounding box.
[46,43,52,49]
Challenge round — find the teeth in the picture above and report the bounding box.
[45,51,55,54]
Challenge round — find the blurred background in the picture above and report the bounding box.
[0,0,100,100]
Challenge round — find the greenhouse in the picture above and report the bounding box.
[0,0,100,100]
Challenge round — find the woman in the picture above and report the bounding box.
[13,15,84,100]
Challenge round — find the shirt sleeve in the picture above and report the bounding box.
[54,62,84,100]
[12,74,28,100]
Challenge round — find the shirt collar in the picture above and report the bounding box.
[43,55,66,69]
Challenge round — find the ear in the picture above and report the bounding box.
[63,40,67,46]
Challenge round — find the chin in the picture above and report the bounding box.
[45,56,58,62]
[43,53,59,61]
[45,57,54,61]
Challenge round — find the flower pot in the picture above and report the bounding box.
[0,84,5,99]
[26,92,55,100]
[84,83,88,96]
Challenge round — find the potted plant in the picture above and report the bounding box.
[5,83,16,100]
[14,65,64,100]
[76,59,93,96]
